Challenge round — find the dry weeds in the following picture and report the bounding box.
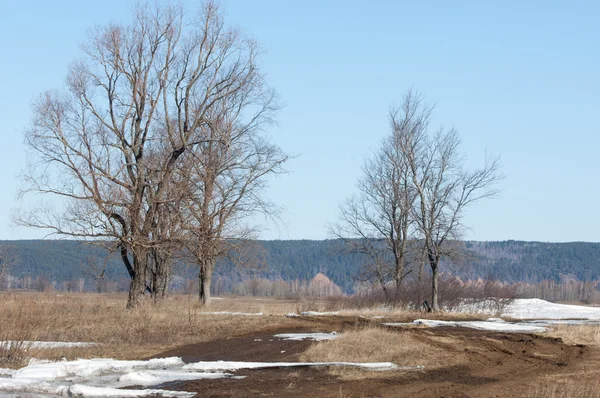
[299,326,465,379]
[0,292,300,367]
[0,292,488,370]
[545,324,600,346]
[529,371,600,398]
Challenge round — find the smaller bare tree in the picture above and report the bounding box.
[0,246,17,289]
[397,91,502,311]
[178,96,288,305]
[332,99,424,298]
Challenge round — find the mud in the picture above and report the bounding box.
[153,316,595,397]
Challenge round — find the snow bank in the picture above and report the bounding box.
[503,299,600,320]
[183,360,400,371]
[274,332,339,341]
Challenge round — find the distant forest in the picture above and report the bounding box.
[2,240,600,293]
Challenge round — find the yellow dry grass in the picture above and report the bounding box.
[545,324,600,346]
[529,371,600,398]
[0,291,486,369]
[299,326,464,379]
[0,292,298,367]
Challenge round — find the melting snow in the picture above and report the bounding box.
[0,341,96,349]
[503,299,600,320]
[200,311,263,316]
[274,332,339,341]
[0,357,412,397]
[0,357,212,397]
[183,360,402,371]
[286,311,340,317]
[395,319,548,333]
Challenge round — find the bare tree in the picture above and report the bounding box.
[334,90,500,310]
[177,92,288,305]
[332,122,418,299]
[0,246,17,288]
[17,2,271,308]
[396,91,502,311]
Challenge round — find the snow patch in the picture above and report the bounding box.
[13,357,184,380]
[274,332,339,341]
[0,369,15,377]
[0,357,207,397]
[299,311,340,316]
[67,385,195,397]
[200,311,263,316]
[503,299,600,320]
[384,319,547,333]
[0,341,96,350]
[118,370,232,387]
[183,360,401,371]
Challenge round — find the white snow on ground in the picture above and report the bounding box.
[274,332,339,341]
[0,341,96,350]
[0,357,415,397]
[522,319,600,326]
[287,311,340,316]
[183,360,406,371]
[200,311,263,316]
[502,299,600,320]
[65,385,195,397]
[385,319,547,333]
[13,357,184,380]
[118,370,232,386]
[0,357,212,397]
[382,299,600,334]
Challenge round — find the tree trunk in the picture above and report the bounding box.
[150,248,170,303]
[126,246,150,309]
[199,258,215,306]
[418,244,426,283]
[431,264,439,312]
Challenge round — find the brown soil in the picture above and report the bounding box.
[152,316,596,397]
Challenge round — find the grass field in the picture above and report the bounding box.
[2,292,600,397]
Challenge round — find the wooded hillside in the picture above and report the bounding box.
[1,240,600,293]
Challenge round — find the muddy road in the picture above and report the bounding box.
[153,316,596,397]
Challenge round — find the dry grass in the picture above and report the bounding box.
[299,326,464,379]
[0,292,488,369]
[529,371,600,398]
[0,292,301,367]
[544,324,600,345]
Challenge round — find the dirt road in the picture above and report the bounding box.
[154,316,595,397]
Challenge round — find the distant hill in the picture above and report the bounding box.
[1,239,600,293]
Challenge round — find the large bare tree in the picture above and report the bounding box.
[18,2,272,308]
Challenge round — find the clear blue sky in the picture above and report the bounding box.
[0,1,598,242]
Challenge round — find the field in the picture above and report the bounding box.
[1,293,600,397]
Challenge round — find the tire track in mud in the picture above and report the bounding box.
[152,316,596,397]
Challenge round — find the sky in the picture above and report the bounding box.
[0,1,598,242]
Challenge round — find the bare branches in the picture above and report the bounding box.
[334,89,501,310]
[17,1,282,308]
